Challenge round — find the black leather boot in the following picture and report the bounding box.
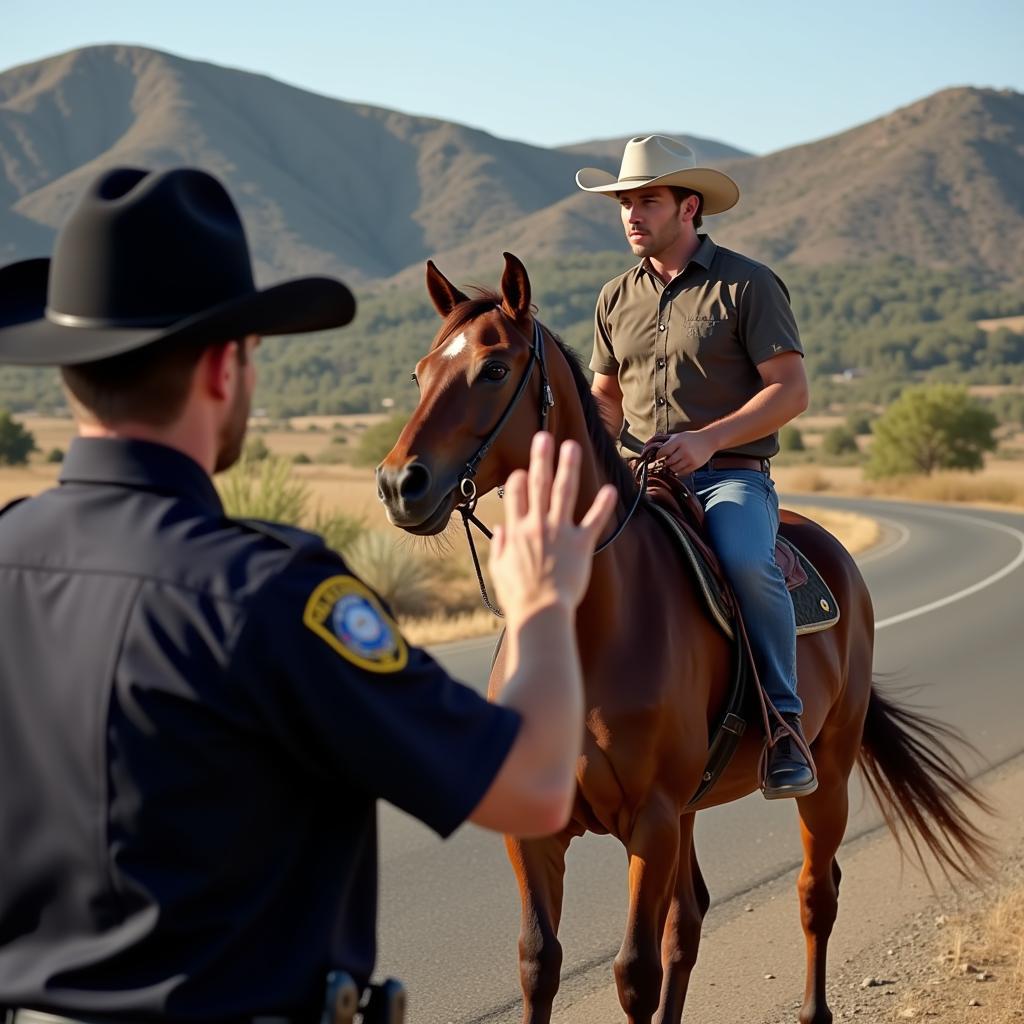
[762,713,818,799]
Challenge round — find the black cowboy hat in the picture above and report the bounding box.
[0,166,356,365]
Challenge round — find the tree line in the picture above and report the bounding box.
[0,253,1021,417]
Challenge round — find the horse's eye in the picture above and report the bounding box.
[483,363,509,382]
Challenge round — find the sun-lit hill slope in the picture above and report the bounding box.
[2,49,1021,290]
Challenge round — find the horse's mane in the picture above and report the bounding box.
[442,289,637,500]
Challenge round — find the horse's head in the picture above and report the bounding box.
[376,253,547,535]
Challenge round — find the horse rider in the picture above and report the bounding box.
[0,167,616,1023]
[576,135,817,799]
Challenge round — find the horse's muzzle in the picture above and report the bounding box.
[376,461,457,535]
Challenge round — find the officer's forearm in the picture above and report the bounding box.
[472,602,583,836]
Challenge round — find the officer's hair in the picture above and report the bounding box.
[668,187,704,230]
[61,338,248,428]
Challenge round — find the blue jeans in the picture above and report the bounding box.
[691,468,802,717]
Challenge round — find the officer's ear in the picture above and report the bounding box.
[201,340,240,402]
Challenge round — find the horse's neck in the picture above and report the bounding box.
[549,388,642,628]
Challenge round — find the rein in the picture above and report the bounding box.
[456,317,648,618]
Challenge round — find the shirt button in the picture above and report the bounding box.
[658,323,666,332]
[657,397,666,406]
[657,359,665,368]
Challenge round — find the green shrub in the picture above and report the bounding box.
[0,410,36,466]
[243,436,271,462]
[219,454,309,522]
[845,410,875,436]
[309,509,367,555]
[352,414,409,468]
[780,425,805,452]
[821,425,860,456]
[46,447,65,464]
[313,442,350,465]
[218,453,366,552]
[866,384,998,477]
[292,452,312,464]
[343,531,438,616]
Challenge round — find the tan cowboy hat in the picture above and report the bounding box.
[575,135,739,215]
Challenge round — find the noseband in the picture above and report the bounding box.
[455,315,648,618]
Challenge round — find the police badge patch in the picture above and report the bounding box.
[303,575,408,673]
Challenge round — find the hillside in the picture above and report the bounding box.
[711,86,1024,277]
[0,45,614,283]
[2,47,1024,420]
[2,47,1023,289]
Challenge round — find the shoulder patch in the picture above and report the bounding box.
[303,574,408,673]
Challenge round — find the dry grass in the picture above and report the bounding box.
[788,504,881,554]
[6,413,1019,643]
[399,608,502,645]
[775,459,1024,511]
[893,885,1024,1022]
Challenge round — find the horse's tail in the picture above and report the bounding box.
[858,684,995,881]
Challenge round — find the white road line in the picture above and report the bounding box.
[876,508,1024,631]
[855,516,911,565]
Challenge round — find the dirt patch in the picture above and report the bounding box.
[551,757,1024,1024]
[818,857,1024,1024]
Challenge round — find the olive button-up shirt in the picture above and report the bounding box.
[590,235,803,458]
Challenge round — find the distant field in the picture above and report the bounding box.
[4,414,951,644]
[977,314,1024,333]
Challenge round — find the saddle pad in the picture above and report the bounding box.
[781,536,841,635]
[645,503,840,639]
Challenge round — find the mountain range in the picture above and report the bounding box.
[2,45,1023,289]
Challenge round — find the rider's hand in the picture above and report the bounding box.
[489,433,617,624]
[658,429,718,475]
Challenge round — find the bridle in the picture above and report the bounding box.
[455,315,649,617]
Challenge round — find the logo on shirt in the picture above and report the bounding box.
[682,315,725,338]
[303,575,408,673]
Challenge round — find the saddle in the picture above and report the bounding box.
[640,466,840,641]
[630,445,840,806]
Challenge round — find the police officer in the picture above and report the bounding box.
[0,168,617,1022]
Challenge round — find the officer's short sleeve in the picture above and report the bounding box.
[738,267,804,366]
[234,555,521,838]
[590,285,619,375]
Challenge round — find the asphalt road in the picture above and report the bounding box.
[373,497,1024,1024]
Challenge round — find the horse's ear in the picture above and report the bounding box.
[499,252,531,323]
[425,260,469,318]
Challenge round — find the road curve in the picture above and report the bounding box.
[374,497,1024,1023]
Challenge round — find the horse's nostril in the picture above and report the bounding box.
[398,462,431,502]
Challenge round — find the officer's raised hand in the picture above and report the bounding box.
[489,432,618,622]
[469,432,617,837]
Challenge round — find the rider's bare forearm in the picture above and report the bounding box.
[697,379,808,453]
[592,390,623,439]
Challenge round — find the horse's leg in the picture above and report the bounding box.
[614,796,681,1024]
[794,740,855,1024]
[506,832,571,1024]
[656,815,708,1023]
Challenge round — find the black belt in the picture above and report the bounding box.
[696,455,770,474]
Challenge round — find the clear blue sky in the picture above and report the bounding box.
[5,0,1023,155]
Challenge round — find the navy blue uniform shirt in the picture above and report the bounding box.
[0,437,520,1020]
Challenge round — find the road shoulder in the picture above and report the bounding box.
[549,754,1024,1023]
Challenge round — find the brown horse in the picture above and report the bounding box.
[377,253,991,1024]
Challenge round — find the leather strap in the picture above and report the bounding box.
[698,455,770,473]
